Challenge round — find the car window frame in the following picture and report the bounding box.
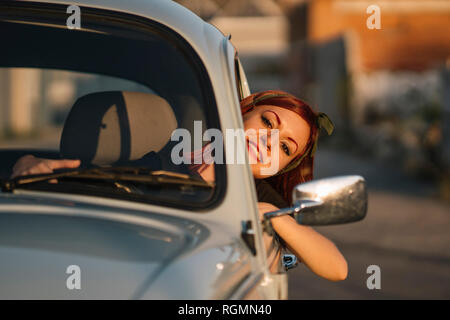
[0,1,226,211]
[234,53,251,100]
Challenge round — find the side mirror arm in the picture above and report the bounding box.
[262,199,324,235]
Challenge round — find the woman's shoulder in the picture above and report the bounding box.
[254,179,289,209]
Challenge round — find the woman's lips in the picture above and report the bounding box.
[247,138,264,163]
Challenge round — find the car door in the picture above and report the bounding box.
[225,42,288,299]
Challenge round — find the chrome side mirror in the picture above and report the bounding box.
[263,175,367,230]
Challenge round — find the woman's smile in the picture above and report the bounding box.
[246,138,263,163]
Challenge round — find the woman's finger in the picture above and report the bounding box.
[27,163,53,175]
[47,159,81,170]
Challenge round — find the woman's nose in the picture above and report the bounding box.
[259,133,270,150]
[262,129,279,149]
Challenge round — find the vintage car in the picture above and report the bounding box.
[0,0,367,299]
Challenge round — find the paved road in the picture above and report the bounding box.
[287,148,450,299]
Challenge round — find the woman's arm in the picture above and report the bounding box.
[258,202,348,282]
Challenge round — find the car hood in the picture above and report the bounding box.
[0,193,210,299]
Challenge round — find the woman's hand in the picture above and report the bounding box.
[257,202,278,221]
[11,155,81,179]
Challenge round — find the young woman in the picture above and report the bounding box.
[187,90,347,281]
[11,90,348,281]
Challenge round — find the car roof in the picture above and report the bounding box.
[22,0,228,64]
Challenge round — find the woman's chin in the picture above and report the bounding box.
[250,163,263,179]
[251,163,279,179]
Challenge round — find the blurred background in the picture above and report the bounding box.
[0,0,449,299]
[174,0,450,299]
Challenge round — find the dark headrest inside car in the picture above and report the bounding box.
[60,91,177,165]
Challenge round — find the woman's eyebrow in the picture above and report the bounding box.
[288,137,298,153]
[267,110,281,125]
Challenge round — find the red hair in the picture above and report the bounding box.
[240,90,320,204]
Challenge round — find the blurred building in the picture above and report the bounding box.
[300,0,450,183]
[302,0,450,122]
[308,0,450,71]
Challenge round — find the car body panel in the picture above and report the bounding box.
[0,192,256,299]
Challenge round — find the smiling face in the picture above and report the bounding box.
[243,105,311,179]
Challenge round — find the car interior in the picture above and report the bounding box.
[0,6,224,208]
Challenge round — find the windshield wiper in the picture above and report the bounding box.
[0,167,214,192]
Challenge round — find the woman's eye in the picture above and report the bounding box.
[261,115,273,129]
[281,143,290,156]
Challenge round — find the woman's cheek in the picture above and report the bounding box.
[272,152,290,174]
[251,154,288,178]
[279,153,289,170]
[250,163,264,178]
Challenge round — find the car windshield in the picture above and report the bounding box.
[0,4,223,209]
